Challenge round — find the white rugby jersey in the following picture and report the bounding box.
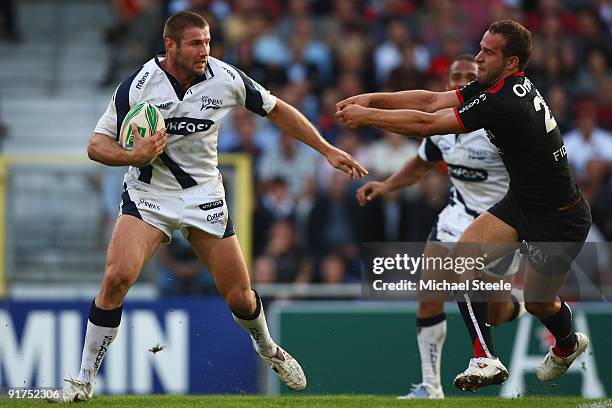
[417,130,509,215]
[95,55,276,190]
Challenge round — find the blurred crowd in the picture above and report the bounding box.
[97,0,612,294]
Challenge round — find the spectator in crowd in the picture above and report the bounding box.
[258,131,317,200]
[222,108,263,165]
[317,252,358,284]
[547,83,572,133]
[373,18,413,86]
[99,0,164,88]
[367,130,420,178]
[252,255,277,284]
[564,97,612,179]
[157,232,216,296]
[253,176,295,255]
[262,220,312,283]
[386,43,428,91]
[598,75,612,129]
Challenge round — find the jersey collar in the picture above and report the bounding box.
[154,54,215,100]
[485,71,525,94]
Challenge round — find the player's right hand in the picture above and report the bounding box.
[336,93,371,112]
[129,123,167,166]
[356,181,389,206]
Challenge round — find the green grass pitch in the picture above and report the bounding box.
[0,395,607,407]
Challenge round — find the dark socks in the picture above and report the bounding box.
[540,300,577,357]
[457,288,496,358]
[88,298,122,327]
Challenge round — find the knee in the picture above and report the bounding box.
[525,301,556,318]
[226,288,255,316]
[103,263,137,293]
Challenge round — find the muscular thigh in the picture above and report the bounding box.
[455,212,520,266]
[187,229,250,296]
[106,214,166,279]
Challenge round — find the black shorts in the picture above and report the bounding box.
[487,192,591,274]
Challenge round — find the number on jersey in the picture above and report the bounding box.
[533,92,557,133]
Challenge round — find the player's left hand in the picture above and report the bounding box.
[325,146,368,179]
[335,104,371,129]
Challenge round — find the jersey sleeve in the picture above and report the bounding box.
[94,92,120,139]
[417,138,443,162]
[456,80,483,105]
[454,91,510,133]
[233,67,277,116]
[94,69,143,140]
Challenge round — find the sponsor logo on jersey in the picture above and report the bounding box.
[136,71,150,90]
[201,96,223,111]
[437,140,452,152]
[448,164,488,182]
[553,144,567,161]
[221,65,236,80]
[468,148,490,161]
[166,117,215,135]
[199,200,223,211]
[138,199,161,211]
[207,211,224,224]
[512,77,533,97]
[156,101,174,110]
[458,94,486,114]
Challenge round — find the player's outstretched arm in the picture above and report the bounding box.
[267,99,368,178]
[336,105,463,138]
[87,124,167,167]
[356,155,435,206]
[336,89,460,113]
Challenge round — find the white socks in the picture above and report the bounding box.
[77,321,118,384]
[232,291,277,357]
[416,317,447,388]
[76,299,122,384]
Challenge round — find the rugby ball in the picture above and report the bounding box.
[119,102,165,152]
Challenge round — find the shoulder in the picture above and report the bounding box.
[208,57,242,84]
[115,58,158,99]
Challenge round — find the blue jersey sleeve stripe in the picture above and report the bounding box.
[424,138,443,162]
[114,68,142,141]
[229,66,267,117]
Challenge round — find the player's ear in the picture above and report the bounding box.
[164,36,176,52]
[506,56,520,72]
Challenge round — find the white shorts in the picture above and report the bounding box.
[428,202,475,243]
[428,202,521,277]
[119,174,235,243]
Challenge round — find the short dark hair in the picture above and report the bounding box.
[163,11,208,45]
[453,53,476,64]
[448,53,476,76]
[488,19,532,70]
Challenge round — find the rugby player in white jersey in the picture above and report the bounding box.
[50,11,366,403]
[356,54,523,399]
